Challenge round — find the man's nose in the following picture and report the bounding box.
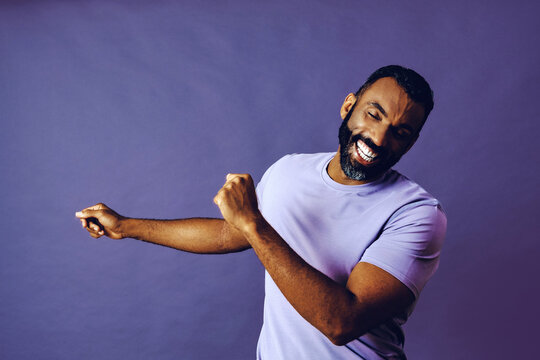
[368,123,389,148]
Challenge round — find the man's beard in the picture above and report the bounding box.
[338,106,404,182]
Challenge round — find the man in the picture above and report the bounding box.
[76,65,446,359]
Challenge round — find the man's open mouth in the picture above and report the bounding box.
[355,140,379,164]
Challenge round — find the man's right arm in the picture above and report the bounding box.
[75,203,251,254]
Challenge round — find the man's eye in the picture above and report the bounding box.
[395,129,412,139]
[368,112,378,120]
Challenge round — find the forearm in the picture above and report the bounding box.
[120,217,251,254]
[243,218,364,344]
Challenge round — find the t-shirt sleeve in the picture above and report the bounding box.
[255,167,272,202]
[360,201,447,299]
[255,155,290,204]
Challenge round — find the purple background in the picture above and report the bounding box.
[1,1,539,359]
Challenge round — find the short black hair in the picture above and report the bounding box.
[356,65,434,124]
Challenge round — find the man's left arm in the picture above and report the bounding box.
[214,173,417,346]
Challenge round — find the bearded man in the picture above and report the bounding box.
[76,65,447,359]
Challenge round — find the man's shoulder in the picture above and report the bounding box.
[386,170,446,221]
[273,152,334,164]
[267,152,334,172]
[258,152,333,190]
[391,171,441,202]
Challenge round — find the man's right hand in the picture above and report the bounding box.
[75,203,126,239]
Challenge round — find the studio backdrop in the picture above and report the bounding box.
[1,1,539,359]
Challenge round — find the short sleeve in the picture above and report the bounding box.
[255,155,289,205]
[360,201,447,299]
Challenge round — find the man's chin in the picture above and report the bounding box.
[346,168,381,182]
[341,157,390,182]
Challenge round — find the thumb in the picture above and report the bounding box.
[75,209,99,218]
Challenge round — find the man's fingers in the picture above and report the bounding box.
[89,222,101,232]
[85,224,104,238]
[75,204,109,239]
[76,209,103,220]
[76,209,96,218]
[225,173,250,182]
[85,203,107,211]
[85,225,99,236]
[213,192,222,206]
[94,228,105,236]
[75,203,108,218]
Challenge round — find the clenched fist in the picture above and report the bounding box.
[214,173,263,233]
[75,203,126,239]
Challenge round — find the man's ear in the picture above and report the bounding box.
[340,93,357,120]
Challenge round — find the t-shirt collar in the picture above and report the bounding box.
[320,153,393,193]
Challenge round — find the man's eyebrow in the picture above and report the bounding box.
[367,102,387,117]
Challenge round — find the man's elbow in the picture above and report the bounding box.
[328,334,351,346]
[322,298,386,345]
[325,323,367,346]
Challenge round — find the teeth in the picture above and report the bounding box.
[356,140,378,162]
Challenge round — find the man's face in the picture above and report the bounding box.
[338,77,426,182]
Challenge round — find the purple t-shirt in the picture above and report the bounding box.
[255,153,447,360]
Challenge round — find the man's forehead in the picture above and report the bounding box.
[360,78,413,108]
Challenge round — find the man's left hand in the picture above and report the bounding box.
[214,173,263,234]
